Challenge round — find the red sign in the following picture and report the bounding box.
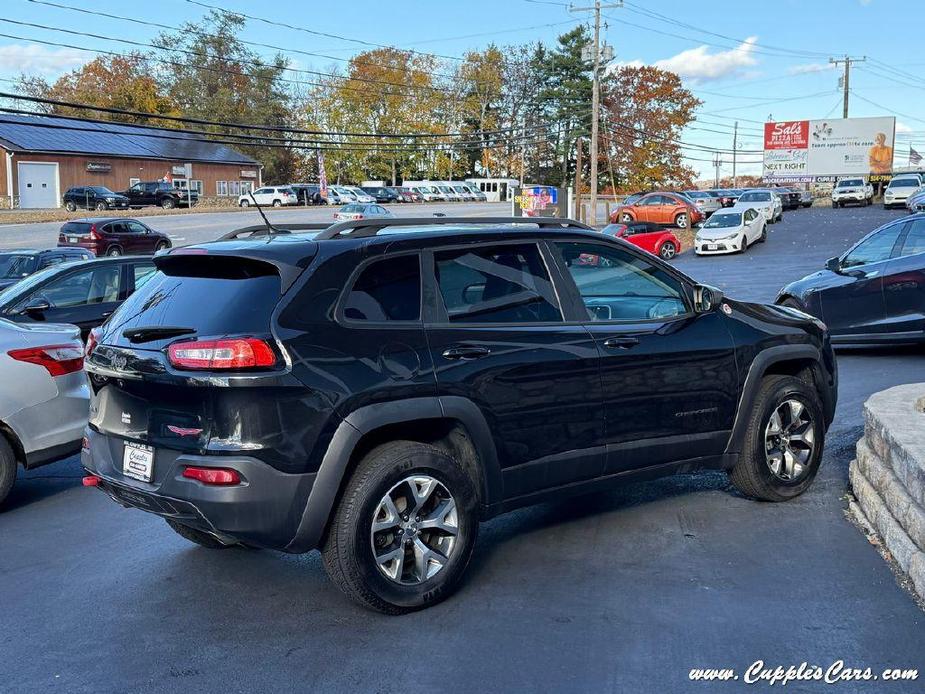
[764,120,809,150]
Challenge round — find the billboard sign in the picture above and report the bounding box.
[762,116,896,181]
[513,185,566,217]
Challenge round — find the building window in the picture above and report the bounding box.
[172,178,187,189]
[230,181,241,196]
[216,181,228,196]
[190,180,203,195]
[240,181,252,196]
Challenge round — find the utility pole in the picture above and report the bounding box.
[572,1,620,226]
[712,153,722,188]
[732,121,738,188]
[575,136,583,220]
[829,55,866,118]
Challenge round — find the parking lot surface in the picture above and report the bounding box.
[2,205,924,693]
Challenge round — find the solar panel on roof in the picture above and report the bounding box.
[0,115,258,164]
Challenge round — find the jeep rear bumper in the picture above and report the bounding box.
[82,428,315,549]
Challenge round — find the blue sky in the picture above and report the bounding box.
[0,0,922,179]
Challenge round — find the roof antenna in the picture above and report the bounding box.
[248,191,280,236]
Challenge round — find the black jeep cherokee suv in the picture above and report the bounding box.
[83,216,837,614]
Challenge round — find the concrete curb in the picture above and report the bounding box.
[849,384,925,601]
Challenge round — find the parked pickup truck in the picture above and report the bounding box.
[831,178,873,208]
[121,181,199,209]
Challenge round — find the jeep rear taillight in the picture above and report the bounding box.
[167,338,276,370]
[8,343,84,376]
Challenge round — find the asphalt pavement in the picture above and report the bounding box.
[1,204,924,693]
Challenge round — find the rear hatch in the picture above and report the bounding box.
[85,246,314,458]
[59,221,95,244]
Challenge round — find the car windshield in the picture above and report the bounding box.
[838,179,864,187]
[89,186,116,195]
[890,178,919,188]
[703,213,742,228]
[341,204,364,212]
[0,253,37,279]
[737,191,770,202]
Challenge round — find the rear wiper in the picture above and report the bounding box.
[122,326,196,343]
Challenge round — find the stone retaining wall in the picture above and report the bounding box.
[849,384,925,600]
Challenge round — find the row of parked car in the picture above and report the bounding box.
[609,187,802,256]
[63,181,198,211]
[238,182,488,208]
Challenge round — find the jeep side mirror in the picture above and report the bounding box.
[825,256,841,272]
[21,297,50,316]
[693,284,723,313]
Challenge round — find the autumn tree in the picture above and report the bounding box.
[152,10,301,183]
[15,54,177,124]
[601,65,701,190]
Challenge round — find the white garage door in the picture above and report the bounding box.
[18,162,59,209]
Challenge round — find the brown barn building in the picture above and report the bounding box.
[0,115,262,208]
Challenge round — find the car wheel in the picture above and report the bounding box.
[322,440,479,614]
[739,235,748,253]
[728,374,824,502]
[106,246,122,257]
[0,435,17,507]
[154,240,170,252]
[240,200,249,207]
[65,201,77,212]
[165,518,235,549]
[674,212,688,228]
[95,201,108,211]
[161,198,176,209]
[272,200,282,207]
[620,212,634,223]
[759,224,768,242]
[658,241,677,260]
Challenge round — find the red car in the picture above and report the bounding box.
[611,191,703,229]
[602,222,681,260]
[57,218,171,257]
[392,187,423,203]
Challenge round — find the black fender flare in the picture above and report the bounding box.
[724,344,821,456]
[285,396,501,553]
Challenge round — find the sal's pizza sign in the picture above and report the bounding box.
[764,121,809,150]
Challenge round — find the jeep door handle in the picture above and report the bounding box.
[442,345,491,360]
[602,336,639,350]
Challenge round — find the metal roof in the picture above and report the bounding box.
[0,114,259,165]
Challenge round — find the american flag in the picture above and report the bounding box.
[317,150,328,200]
[910,147,922,166]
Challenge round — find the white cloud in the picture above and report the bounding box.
[896,121,913,133]
[0,44,86,77]
[788,62,835,76]
[651,37,758,83]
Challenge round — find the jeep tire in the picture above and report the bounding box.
[729,375,824,502]
[0,435,17,507]
[322,441,479,614]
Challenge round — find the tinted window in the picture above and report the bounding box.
[126,222,148,234]
[103,259,281,349]
[900,218,925,257]
[61,222,93,235]
[0,253,37,279]
[555,242,688,322]
[133,262,157,289]
[343,255,420,322]
[843,224,904,267]
[434,244,560,324]
[738,191,770,202]
[29,265,122,309]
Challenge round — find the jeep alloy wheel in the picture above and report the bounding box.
[764,399,815,482]
[371,474,458,584]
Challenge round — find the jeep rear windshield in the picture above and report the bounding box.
[102,257,282,349]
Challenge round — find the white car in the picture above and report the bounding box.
[731,189,782,223]
[451,184,477,202]
[683,190,722,216]
[884,175,923,209]
[0,318,89,506]
[238,186,298,207]
[694,207,767,255]
[412,186,440,202]
[343,186,375,204]
[831,178,873,208]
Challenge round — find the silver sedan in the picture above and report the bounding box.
[333,203,396,222]
[0,318,88,506]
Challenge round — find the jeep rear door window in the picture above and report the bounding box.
[343,254,421,322]
[555,242,688,321]
[434,243,561,323]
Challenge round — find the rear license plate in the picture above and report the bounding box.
[68,236,78,242]
[123,442,154,482]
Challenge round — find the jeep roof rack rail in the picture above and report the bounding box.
[220,223,331,240]
[312,216,593,240]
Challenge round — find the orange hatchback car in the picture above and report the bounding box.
[611,192,703,229]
